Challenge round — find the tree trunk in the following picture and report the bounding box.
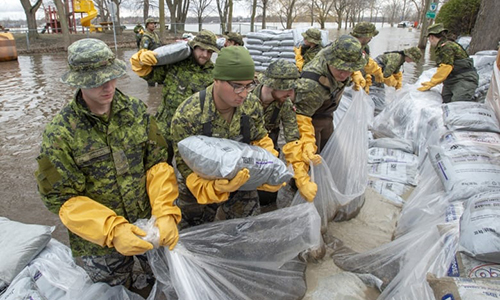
[418,0,431,49]
[261,0,267,29]
[469,0,500,54]
[144,0,149,22]
[227,0,233,32]
[160,0,166,39]
[20,0,42,40]
[54,0,71,49]
[250,0,257,31]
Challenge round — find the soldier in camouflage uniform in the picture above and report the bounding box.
[136,30,219,162]
[171,46,283,228]
[223,31,244,47]
[140,18,161,51]
[295,35,367,157]
[418,23,479,103]
[35,39,181,294]
[294,28,323,72]
[373,46,422,90]
[253,59,318,202]
[350,22,385,93]
[133,23,144,49]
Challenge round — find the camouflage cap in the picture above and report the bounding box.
[61,38,126,89]
[351,22,379,38]
[213,46,254,81]
[261,59,299,90]
[189,30,219,53]
[427,23,448,36]
[403,46,422,62]
[145,18,158,25]
[301,28,322,45]
[223,31,244,46]
[324,35,367,72]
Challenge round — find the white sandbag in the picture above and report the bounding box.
[369,137,414,153]
[245,38,264,45]
[368,161,418,186]
[367,179,412,206]
[147,203,321,300]
[456,251,500,278]
[442,101,500,133]
[0,218,53,290]
[427,274,500,300]
[368,147,418,164]
[428,143,500,201]
[459,191,500,264]
[178,135,293,190]
[153,41,192,66]
[246,32,275,41]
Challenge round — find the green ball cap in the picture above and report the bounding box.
[213,46,255,81]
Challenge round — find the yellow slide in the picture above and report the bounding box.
[74,0,97,28]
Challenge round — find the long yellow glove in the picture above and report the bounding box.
[282,140,317,202]
[383,75,398,87]
[130,49,157,77]
[186,168,251,204]
[351,71,366,91]
[364,57,384,83]
[251,134,279,157]
[364,74,372,94]
[146,163,181,250]
[294,46,305,72]
[418,64,453,91]
[296,114,322,165]
[59,196,154,256]
[393,71,403,90]
[257,182,286,192]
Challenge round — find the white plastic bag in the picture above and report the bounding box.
[442,101,500,133]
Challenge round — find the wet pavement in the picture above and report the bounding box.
[0,26,431,245]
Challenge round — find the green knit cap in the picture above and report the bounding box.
[213,46,255,81]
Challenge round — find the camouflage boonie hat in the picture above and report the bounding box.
[403,46,422,62]
[189,30,219,53]
[145,18,158,25]
[261,59,299,90]
[351,22,379,38]
[427,23,448,36]
[301,28,322,45]
[61,38,126,89]
[223,31,244,46]
[325,35,367,72]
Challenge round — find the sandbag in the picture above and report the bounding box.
[427,274,500,300]
[178,135,293,190]
[153,41,192,66]
[442,102,500,133]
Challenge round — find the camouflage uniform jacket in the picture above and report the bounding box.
[295,49,350,118]
[145,55,214,140]
[302,44,324,66]
[36,89,169,257]
[375,52,405,77]
[252,84,300,143]
[171,84,268,180]
[140,30,161,50]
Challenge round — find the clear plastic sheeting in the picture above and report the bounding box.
[368,147,418,164]
[427,274,500,300]
[147,203,321,300]
[486,52,500,122]
[471,50,498,102]
[442,101,500,133]
[459,191,500,264]
[178,135,293,190]
[368,137,414,154]
[367,161,418,186]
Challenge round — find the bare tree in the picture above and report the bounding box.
[260,0,270,29]
[53,0,70,48]
[314,0,335,29]
[469,0,500,54]
[385,0,401,26]
[250,0,257,31]
[20,0,43,39]
[274,0,300,29]
[190,0,214,31]
[159,0,166,39]
[94,0,110,23]
[110,0,123,34]
[215,0,229,32]
[333,0,349,30]
[227,0,233,31]
[166,0,189,32]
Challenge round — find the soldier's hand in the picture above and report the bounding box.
[140,50,158,66]
[417,81,433,91]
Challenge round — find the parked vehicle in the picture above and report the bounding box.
[397,21,412,28]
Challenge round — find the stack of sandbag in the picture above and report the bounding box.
[471,49,498,101]
[246,30,297,73]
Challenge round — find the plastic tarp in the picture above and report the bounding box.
[147,203,321,300]
[486,51,500,123]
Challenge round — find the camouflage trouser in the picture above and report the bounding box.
[80,252,154,289]
[177,180,261,230]
[442,75,479,103]
[312,115,334,152]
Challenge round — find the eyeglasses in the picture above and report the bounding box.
[226,81,257,94]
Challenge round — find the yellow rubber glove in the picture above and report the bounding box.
[251,134,279,157]
[364,57,384,83]
[351,71,366,91]
[296,114,322,165]
[383,75,398,87]
[294,46,304,72]
[393,71,403,90]
[59,196,154,256]
[146,163,181,250]
[186,168,251,204]
[130,49,153,77]
[364,74,372,94]
[282,140,317,202]
[257,182,286,192]
[418,64,453,91]
[140,50,158,66]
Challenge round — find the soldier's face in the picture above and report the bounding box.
[328,65,352,82]
[428,35,439,47]
[357,36,372,46]
[224,39,236,47]
[271,89,294,104]
[193,47,213,66]
[147,23,156,31]
[81,79,117,115]
[214,79,253,107]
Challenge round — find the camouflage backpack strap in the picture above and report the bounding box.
[240,114,251,144]
[199,89,212,137]
[301,71,329,90]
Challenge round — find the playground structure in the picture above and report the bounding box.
[43,0,113,34]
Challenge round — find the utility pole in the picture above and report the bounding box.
[418,0,438,49]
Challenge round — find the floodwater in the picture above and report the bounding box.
[0,26,432,245]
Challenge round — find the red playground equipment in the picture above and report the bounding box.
[43,0,100,34]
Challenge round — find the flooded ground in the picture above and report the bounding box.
[0,26,432,245]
